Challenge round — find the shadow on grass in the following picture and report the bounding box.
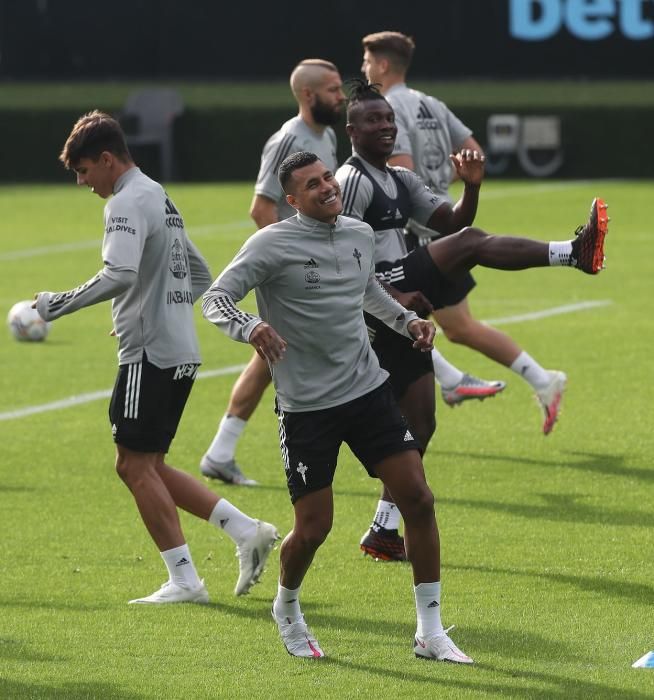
[0,638,143,698]
[0,637,64,663]
[447,562,654,604]
[437,449,653,483]
[205,598,334,620]
[205,602,576,662]
[241,450,654,502]
[565,450,654,482]
[0,678,143,699]
[320,656,652,700]
[0,600,111,612]
[439,491,654,527]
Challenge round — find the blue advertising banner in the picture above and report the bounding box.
[0,0,652,78]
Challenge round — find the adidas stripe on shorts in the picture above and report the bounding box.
[109,352,198,453]
[275,381,421,504]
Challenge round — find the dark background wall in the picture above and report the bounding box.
[2,0,653,182]
[1,0,653,79]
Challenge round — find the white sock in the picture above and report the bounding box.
[510,351,551,391]
[208,498,258,545]
[273,583,302,623]
[548,241,574,266]
[160,543,202,589]
[371,499,401,531]
[415,581,443,638]
[206,414,247,463]
[431,348,464,389]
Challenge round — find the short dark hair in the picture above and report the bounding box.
[59,110,131,169]
[346,78,387,121]
[278,151,319,193]
[362,31,415,72]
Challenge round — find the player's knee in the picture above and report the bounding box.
[401,482,435,523]
[441,323,471,345]
[115,455,153,488]
[416,484,435,517]
[439,311,479,344]
[297,521,332,551]
[453,225,487,259]
[115,454,130,483]
[458,225,487,245]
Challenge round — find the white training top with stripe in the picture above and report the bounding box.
[36,167,212,369]
[254,116,338,220]
[202,212,420,412]
[385,83,472,200]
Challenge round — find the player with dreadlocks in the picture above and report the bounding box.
[336,78,608,562]
[360,30,583,438]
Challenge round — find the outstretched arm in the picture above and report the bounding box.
[201,284,263,345]
[34,266,136,321]
[202,286,287,363]
[202,230,286,361]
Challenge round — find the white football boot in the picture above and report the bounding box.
[272,604,325,658]
[128,579,209,605]
[234,520,279,596]
[200,455,258,486]
[535,370,567,435]
[414,627,473,664]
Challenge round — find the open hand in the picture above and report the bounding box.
[450,149,485,187]
[407,319,436,352]
[249,322,287,363]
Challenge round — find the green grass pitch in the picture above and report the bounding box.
[0,178,652,699]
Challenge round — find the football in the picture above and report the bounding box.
[7,300,51,342]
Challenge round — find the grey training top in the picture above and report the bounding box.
[386,83,472,200]
[336,155,446,264]
[254,116,338,220]
[36,167,212,368]
[202,212,420,412]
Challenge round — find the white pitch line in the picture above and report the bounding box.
[0,299,612,423]
[482,299,612,325]
[478,181,592,199]
[0,221,251,262]
[0,240,99,261]
[0,364,247,422]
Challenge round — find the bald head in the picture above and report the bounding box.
[290,59,340,98]
[289,58,345,128]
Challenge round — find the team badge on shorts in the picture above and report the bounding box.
[297,461,309,484]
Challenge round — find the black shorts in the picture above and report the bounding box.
[367,246,476,399]
[276,382,421,504]
[376,244,476,311]
[366,319,433,401]
[108,354,199,453]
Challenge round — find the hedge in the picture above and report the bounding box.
[1,105,652,183]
